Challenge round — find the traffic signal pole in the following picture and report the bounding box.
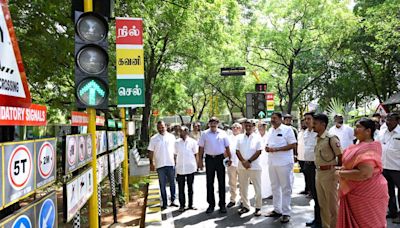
[83,1,100,228]
[120,108,129,202]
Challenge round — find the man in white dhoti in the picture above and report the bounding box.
[257,120,272,199]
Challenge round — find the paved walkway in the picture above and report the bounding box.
[156,171,400,228]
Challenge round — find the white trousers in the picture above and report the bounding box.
[227,165,238,203]
[268,163,294,215]
[260,152,272,198]
[238,169,262,209]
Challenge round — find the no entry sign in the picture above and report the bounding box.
[35,139,56,188]
[4,141,34,205]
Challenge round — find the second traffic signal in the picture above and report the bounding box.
[74,11,109,109]
[253,93,266,119]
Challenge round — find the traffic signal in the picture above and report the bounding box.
[253,93,266,119]
[74,11,109,109]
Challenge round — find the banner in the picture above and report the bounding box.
[0,104,46,126]
[71,111,88,126]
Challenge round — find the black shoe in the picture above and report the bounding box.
[300,190,308,195]
[161,206,167,210]
[254,208,261,217]
[306,220,315,226]
[227,202,235,208]
[178,207,185,212]
[387,214,398,219]
[238,207,250,215]
[170,202,179,207]
[280,215,290,223]
[266,195,273,199]
[265,210,282,218]
[188,206,197,210]
[310,223,322,228]
[206,207,214,214]
[220,207,227,213]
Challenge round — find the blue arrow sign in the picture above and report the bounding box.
[79,80,106,105]
[39,199,55,228]
[12,215,32,228]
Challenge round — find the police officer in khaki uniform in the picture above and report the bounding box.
[313,114,342,228]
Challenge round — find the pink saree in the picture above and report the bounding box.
[337,141,388,228]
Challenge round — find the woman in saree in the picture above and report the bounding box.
[336,118,388,228]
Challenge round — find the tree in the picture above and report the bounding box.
[245,0,357,113]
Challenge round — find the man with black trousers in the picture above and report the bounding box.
[198,117,232,214]
[302,112,321,228]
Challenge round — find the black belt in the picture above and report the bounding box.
[206,154,224,158]
[304,161,315,164]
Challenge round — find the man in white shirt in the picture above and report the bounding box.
[328,114,354,150]
[198,117,232,214]
[265,112,297,223]
[227,123,242,208]
[257,120,272,199]
[300,112,321,228]
[297,119,309,195]
[236,119,263,216]
[175,126,198,212]
[379,113,400,223]
[148,121,178,209]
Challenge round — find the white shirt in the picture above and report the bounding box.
[328,124,354,150]
[236,133,263,170]
[148,132,176,169]
[198,129,230,155]
[302,129,318,161]
[258,132,269,151]
[228,134,240,167]
[266,124,297,166]
[175,137,198,175]
[378,125,400,171]
[297,130,305,161]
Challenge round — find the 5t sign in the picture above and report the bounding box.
[4,142,34,205]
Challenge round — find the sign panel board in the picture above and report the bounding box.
[65,134,92,174]
[117,78,145,107]
[116,18,143,45]
[0,104,47,126]
[0,1,31,107]
[71,111,88,126]
[35,138,56,189]
[96,131,107,155]
[220,67,246,76]
[4,141,34,206]
[116,48,144,75]
[0,191,57,228]
[64,167,93,222]
[36,192,57,228]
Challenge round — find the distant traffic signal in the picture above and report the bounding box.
[74,11,109,109]
[253,93,266,119]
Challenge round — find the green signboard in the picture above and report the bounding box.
[117,78,145,107]
[108,119,116,128]
[117,121,122,129]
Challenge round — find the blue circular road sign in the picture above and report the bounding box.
[12,215,32,228]
[38,198,56,228]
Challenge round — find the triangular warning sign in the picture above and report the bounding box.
[376,103,388,117]
[0,1,31,108]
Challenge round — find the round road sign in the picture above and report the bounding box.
[38,198,56,228]
[78,136,86,162]
[67,136,77,166]
[38,142,55,179]
[8,145,32,190]
[86,136,92,159]
[12,214,32,228]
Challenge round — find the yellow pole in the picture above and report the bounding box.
[83,1,99,228]
[120,108,129,202]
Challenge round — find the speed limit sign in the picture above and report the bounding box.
[8,145,32,190]
[36,139,57,188]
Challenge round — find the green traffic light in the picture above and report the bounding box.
[77,79,107,107]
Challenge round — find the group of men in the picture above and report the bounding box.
[147,111,400,227]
